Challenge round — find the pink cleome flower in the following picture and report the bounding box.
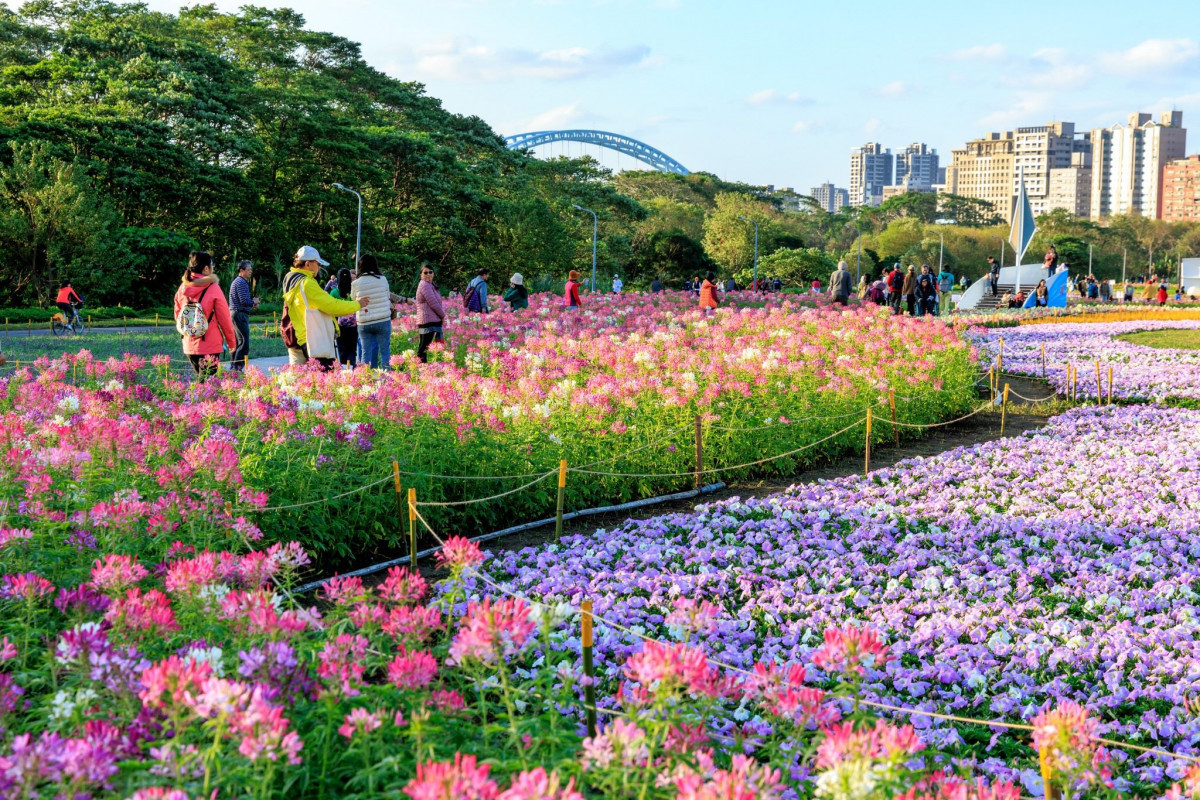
[815,719,925,769]
[379,566,428,605]
[106,588,178,634]
[403,753,498,800]
[387,647,439,691]
[90,554,149,593]
[811,625,891,676]
[139,655,215,711]
[1030,700,1111,784]
[338,708,385,739]
[316,634,370,698]
[435,537,486,574]
[0,572,55,601]
[497,768,584,800]
[448,597,536,666]
[675,754,785,800]
[623,640,725,698]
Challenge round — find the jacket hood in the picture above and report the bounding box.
[181,281,218,301]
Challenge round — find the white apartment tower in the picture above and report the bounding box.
[895,143,939,192]
[1089,111,1187,219]
[849,143,893,207]
[810,182,849,213]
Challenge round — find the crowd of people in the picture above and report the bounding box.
[166,241,1194,379]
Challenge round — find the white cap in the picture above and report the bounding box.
[510,273,524,286]
[295,245,329,266]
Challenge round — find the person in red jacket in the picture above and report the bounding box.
[173,251,236,380]
[699,271,719,311]
[1157,284,1169,306]
[55,282,83,326]
[564,270,583,308]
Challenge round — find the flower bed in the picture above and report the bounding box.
[975,320,1200,402]
[0,296,977,565]
[484,404,1200,792]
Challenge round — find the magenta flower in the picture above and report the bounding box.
[90,554,149,593]
[0,572,55,601]
[623,640,725,699]
[403,753,499,800]
[338,708,384,739]
[811,625,891,676]
[387,647,438,690]
[448,597,536,666]
[497,768,584,800]
[436,536,486,574]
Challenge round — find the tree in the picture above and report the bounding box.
[741,247,835,288]
[880,192,937,224]
[632,231,712,284]
[938,194,1003,226]
[701,193,772,272]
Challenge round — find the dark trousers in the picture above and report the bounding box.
[905,294,916,315]
[990,276,999,295]
[188,353,220,381]
[889,291,902,315]
[417,327,443,363]
[336,326,358,367]
[231,310,251,369]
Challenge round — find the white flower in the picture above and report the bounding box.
[57,395,80,414]
[186,646,226,677]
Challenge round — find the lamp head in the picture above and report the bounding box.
[333,183,345,190]
[737,216,748,221]
[572,204,583,211]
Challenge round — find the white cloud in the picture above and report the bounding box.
[746,89,813,105]
[877,80,906,98]
[864,118,882,135]
[947,44,1006,61]
[407,37,654,82]
[976,93,1052,129]
[1100,39,1200,75]
[523,101,586,130]
[791,120,818,133]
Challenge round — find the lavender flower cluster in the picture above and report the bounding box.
[975,320,1200,401]
[485,404,1200,788]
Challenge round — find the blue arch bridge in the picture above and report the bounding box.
[504,129,690,175]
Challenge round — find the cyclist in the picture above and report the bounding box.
[55,282,83,329]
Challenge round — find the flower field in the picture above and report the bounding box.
[484,403,1200,793]
[976,319,1200,403]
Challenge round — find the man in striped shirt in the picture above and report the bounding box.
[228,260,257,369]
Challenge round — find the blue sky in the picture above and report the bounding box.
[139,0,1200,191]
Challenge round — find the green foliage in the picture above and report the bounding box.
[631,230,713,283]
[741,247,836,288]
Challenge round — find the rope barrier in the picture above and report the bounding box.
[1006,388,1060,404]
[409,508,1200,767]
[256,475,395,512]
[887,402,992,429]
[412,470,558,508]
[706,401,887,431]
[568,420,865,478]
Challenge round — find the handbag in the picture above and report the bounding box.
[299,281,337,360]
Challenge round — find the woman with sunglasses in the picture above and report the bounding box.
[414,263,445,363]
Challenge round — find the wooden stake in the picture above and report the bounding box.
[554,459,568,541]
[244,356,249,371]
[155,312,159,328]
[408,488,417,570]
[581,598,597,739]
[864,408,872,476]
[693,415,703,490]
[889,390,899,446]
[1095,361,1102,404]
[1040,343,1046,377]
[1001,384,1010,435]
[1039,747,1058,800]
[998,336,1004,372]
[1108,366,1114,405]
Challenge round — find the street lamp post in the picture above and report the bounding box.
[938,231,945,272]
[572,205,598,292]
[1122,248,1127,295]
[737,216,760,289]
[332,183,362,269]
[992,235,1005,270]
[1088,244,1093,276]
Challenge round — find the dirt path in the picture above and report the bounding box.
[343,373,1058,588]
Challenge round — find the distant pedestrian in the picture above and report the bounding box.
[988,256,1000,296]
[959,274,970,291]
[413,263,445,364]
[867,277,886,304]
[699,271,719,311]
[856,274,869,300]
[565,270,583,308]
[611,274,623,294]
[902,265,917,315]
[1034,279,1049,307]
[772,277,782,292]
[228,260,257,370]
[650,277,664,293]
[281,246,364,370]
[915,265,937,316]
[810,279,821,294]
[175,251,236,380]
[724,276,738,293]
[1099,280,1112,302]
[887,263,904,315]
[352,254,394,369]
[937,265,955,315]
[828,260,852,305]
[1044,245,1058,272]
[326,268,358,368]
[1123,282,1134,303]
[56,281,84,329]
[464,269,490,313]
[691,275,702,295]
[503,273,528,310]
[1087,277,1099,300]
[1158,284,1168,305]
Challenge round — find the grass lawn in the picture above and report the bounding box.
[1116,328,1200,350]
[0,328,291,367]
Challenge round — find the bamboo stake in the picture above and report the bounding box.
[889,390,899,446]
[693,416,703,490]
[1108,366,1114,405]
[864,408,872,476]
[1001,384,1009,435]
[1095,361,1102,404]
[998,336,1004,372]
[581,598,597,738]
[155,313,159,329]
[554,459,568,542]
[408,488,417,570]
[1040,343,1046,377]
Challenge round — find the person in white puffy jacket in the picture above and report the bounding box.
[350,254,394,369]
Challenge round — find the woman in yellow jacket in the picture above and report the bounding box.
[282,246,368,369]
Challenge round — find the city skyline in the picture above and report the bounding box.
[127,0,1200,191]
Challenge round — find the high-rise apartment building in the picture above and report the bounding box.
[895,143,940,192]
[1162,155,1200,222]
[810,182,849,213]
[1089,111,1187,219]
[1046,151,1093,217]
[849,143,893,207]
[1013,122,1089,217]
[944,132,1016,220]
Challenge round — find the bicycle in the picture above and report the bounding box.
[51,303,86,336]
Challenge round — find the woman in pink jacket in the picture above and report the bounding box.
[414,263,445,363]
[173,251,236,380]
